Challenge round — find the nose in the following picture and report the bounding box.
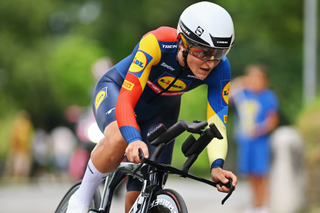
[205,60,220,68]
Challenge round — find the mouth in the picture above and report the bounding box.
[200,68,211,72]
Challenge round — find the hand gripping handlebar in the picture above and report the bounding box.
[136,149,234,205]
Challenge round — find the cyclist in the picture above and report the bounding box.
[67,2,238,213]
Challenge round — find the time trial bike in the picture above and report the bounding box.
[55,119,234,213]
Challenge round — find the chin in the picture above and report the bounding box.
[196,73,209,79]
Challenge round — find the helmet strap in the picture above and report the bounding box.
[146,48,189,104]
[182,49,189,70]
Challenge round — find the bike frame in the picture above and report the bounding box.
[87,120,234,213]
[89,159,234,213]
[89,162,166,213]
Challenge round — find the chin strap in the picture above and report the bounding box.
[182,49,189,70]
[146,49,189,104]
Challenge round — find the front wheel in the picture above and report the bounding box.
[55,180,101,213]
[148,189,188,213]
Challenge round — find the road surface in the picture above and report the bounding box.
[0,176,252,213]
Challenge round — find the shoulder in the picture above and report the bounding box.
[143,27,178,42]
[219,57,231,71]
[137,27,177,64]
[211,57,231,76]
[259,89,278,108]
[206,57,231,86]
[263,89,277,99]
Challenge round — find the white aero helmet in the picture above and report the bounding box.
[177,1,234,60]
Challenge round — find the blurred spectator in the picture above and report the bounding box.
[91,57,115,81]
[229,64,279,213]
[30,128,51,178]
[69,147,90,181]
[50,126,77,179]
[4,110,33,181]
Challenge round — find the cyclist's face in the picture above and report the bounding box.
[178,47,220,79]
[188,55,220,79]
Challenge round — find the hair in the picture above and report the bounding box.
[244,63,268,77]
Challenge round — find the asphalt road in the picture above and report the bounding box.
[0,176,252,213]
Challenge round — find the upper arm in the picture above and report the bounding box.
[206,60,231,128]
[115,34,162,143]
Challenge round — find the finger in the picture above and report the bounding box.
[143,147,149,159]
[221,186,230,192]
[129,155,135,163]
[134,157,141,164]
[226,172,238,186]
[133,151,141,164]
[125,147,135,163]
[216,174,229,184]
[217,184,229,193]
[221,177,229,184]
[216,184,222,192]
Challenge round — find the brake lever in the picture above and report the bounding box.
[218,178,234,205]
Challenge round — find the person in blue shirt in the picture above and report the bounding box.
[230,63,279,213]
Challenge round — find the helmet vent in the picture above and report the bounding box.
[210,35,233,48]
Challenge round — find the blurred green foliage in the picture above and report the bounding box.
[0,0,317,172]
[296,97,320,209]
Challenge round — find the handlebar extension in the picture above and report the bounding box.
[147,120,208,147]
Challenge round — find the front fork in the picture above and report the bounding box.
[88,162,166,213]
[129,170,166,213]
[128,180,152,213]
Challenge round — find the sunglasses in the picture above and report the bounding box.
[180,35,230,61]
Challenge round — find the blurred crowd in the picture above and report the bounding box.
[2,106,102,183]
[1,57,114,183]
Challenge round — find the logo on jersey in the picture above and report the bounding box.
[187,74,204,81]
[161,44,178,49]
[128,50,153,78]
[129,51,147,73]
[224,115,228,123]
[158,76,187,91]
[221,81,230,106]
[95,87,107,110]
[160,62,175,71]
[122,80,135,91]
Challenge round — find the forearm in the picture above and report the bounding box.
[207,113,228,169]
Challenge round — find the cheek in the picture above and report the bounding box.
[187,56,202,68]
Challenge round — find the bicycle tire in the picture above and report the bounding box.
[148,189,188,213]
[55,180,101,213]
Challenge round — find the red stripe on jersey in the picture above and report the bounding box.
[116,73,142,131]
[143,27,177,42]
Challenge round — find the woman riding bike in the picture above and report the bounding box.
[67,2,238,213]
